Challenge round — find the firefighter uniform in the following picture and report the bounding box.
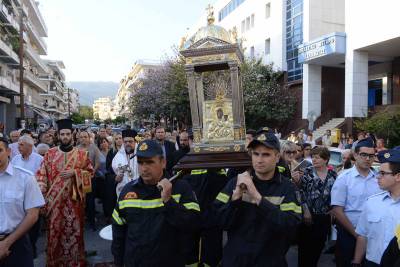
[182,168,229,267]
[214,129,302,267]
[111,140,201,267]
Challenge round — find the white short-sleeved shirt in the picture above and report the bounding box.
[331,165,382,227]
[0,163,45,234]
[11,152,43,176]
[356,192,400,264]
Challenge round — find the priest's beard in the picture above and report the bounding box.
[60,138,73,152]
[125,146,134,154]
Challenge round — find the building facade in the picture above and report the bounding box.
[93,97,115,121]
[0,0,71,133]
[40,60,69,120]
[115,59,161,123]
[189,0,286,70]
[67,88,79,114]
[299,0,400,124]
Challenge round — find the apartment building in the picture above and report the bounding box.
[40,60,69,120]
[93,97,115,121]
[116,59,161,122]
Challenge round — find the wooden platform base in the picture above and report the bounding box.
[173,151,251,170]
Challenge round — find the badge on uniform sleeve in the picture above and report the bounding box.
[257,134,266,141]
[384,153,391,159]
[124,192,138,199]
[139,143,148,151]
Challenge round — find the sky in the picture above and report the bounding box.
[39,0,213,82]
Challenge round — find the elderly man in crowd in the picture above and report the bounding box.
[10,135,44,258]
[11,135,43,175]
[8,130,20,159]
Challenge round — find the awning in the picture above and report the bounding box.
[31,107,51,120]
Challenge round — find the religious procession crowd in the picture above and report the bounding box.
[0,119,399,267]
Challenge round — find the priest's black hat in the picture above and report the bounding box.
[122,129,137,139]
[56,119,73,131]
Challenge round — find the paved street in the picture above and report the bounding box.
[34,201,336,267]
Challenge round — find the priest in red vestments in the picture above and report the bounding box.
[36,119,94,267]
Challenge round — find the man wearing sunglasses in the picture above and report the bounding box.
[331,137,382,267]
[352,148,400,266]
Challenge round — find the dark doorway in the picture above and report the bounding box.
[368,79,383,107]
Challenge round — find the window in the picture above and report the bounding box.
[246,17,250,31]
[266,3,271,18]
[265,38,271,55]
[219,0,248,21]
[241,20,245,33]
[251,14,255,28]
[250,46,255,58]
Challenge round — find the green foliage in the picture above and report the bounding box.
[130,56,295,130]
[79,106,94,120]
[113,116,127,124]
[242,59,297,129]
[70,112,85,124]
[355,108,400,147]
[130,55,191,126]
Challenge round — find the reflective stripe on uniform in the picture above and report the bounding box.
[278,166,286,173]
[112,209,126,225]
[280,202,302,214]
[216,192,230,203]
[119,198,164,209]
[119,194,182,210]
[217,169,227,176]
[183,202,200,211]
[191,169,207,175]
[172,194,181,202]
[185,263,199,267]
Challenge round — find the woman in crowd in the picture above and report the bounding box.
[104,133,123,223]
[77,131,100,230]
[292,146,337,267]
[281,140,300,173]
[96,137,110,220]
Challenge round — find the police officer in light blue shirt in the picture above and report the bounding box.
[352,148,400,267]
[0,137,45,267]
[331,137,382,267]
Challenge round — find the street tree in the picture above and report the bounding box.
[242,59,297,129]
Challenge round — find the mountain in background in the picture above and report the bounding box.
[68,81,119,106]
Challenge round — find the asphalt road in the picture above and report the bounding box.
[34,230,336,267]
[34,200,336,267]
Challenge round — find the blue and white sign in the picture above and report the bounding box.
[298,32,346,64]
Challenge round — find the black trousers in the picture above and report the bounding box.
[336,224,357,267]
[183,228,222,267]
[85,176,99,227]
[28,217,41,257]
[0,235,33,267]
[103,173,117,218]
[298,214,331,267]
[365,260,379,267]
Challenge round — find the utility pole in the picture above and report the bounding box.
[18,9,25,127]
[67,88,71,117]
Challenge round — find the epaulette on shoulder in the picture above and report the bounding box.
[367,191,386,201]
[277,166,286,173]
[13,165,34,176]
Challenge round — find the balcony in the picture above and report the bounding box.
[25,44,48,73]
[41,90,67,104]
[25,0,47,37]
[0,2,20,32]
[0,36,19,66]
[26,21,47,55]
[0,75,19,94]
[18,70,47,93]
